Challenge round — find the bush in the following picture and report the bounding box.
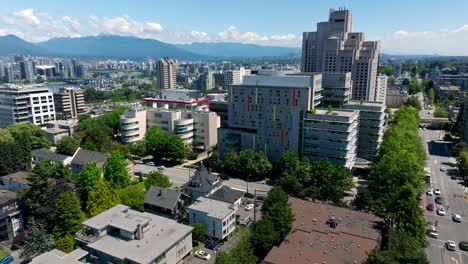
[434,106,448,118]
[186,151,198,160]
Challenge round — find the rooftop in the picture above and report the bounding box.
[144,186,185,210]
[241,74,320,88]
[188,197,235,219]
[0,171,30,185]
[439,85,460,91]
[71,148,108,166]
[264,197,381,264]
[183,163,221,194]
[81,204,193,264]
[0,189,19,204]
[30,248,88,264]
[306,108,358,118]
[210,186,244,204]
[31,148,70,161]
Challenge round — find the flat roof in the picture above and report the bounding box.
[439,85,460,91]
[188,197,235,219]
[241,74,318,88]
[0,189,18,204]
[0,171,30,185]
[30,249,88,264]
[83,204,193,264]
[264,197,381,264]
[307,108,357,118]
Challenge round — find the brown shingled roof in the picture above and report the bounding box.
[263,197,382,264]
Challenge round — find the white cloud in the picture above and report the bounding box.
[146,22,163,32]
[454,25,468,33]
[216,26,300,46]
[14,9,39,26]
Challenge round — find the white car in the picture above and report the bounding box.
[158,165,166,170]
[245,204,254,211]
[134,160,143,164]
[426,189,434,196]
[440,167,447,172]
[195,250,211,260]
[453,214,462,223]
[429,225,438,238]
[147,161,155,166]
[434,188,441,195]
[437,206,446,216]
[446,240,456,251]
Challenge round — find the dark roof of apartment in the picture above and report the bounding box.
[144,186,185,210]
[210,186,244,204]
[263,197,382,264]
[71,148,108,167]
[31,148,70,162]
[0,171,30,185]
[0,189,19,204]
[183,163,221,194]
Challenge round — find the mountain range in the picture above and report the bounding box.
[0,34,301,60]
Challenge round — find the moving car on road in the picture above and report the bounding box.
[459,241,468,251]
[437,206,446,216]
[195,250,211,260]
[428,225,438,238]
[446,240,456,251]
[157,165,166,170]
[453,214,462,222]
[434,188,441,195]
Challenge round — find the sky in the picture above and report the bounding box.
[2,0,468,55]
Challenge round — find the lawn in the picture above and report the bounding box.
[0,249,9,259]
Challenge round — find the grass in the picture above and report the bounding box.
[0,249,9,258]
[191,241,204,254]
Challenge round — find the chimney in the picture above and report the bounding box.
[136,224,143,240]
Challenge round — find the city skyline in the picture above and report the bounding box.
[1,0,468,55]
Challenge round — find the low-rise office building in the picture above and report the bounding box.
[188,197,236,240]
[120,106,147,144]
[0,190,23,241]
[343,101,386,160]
[320,72,352,108]
[302,108,359,168]
[75,204,193,264]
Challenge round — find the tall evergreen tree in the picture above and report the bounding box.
[104,151,131,189]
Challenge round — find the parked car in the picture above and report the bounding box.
[446,240,456,251]
[437,206,446,216]
[428,225,438,238]
[147,161,155,166]
[426,203,435,211]
[453,214,462,223]
[434,188,441,195]
[195,250,211,261]
[426,189,434,196]
[440,167,447,172]
[435,197,443,204]
[158,165,166,170]
[134,160,143,164]
[0,256,13,264]
[244,192,255,199]
[245,204,254,211]
[459,241,468,251]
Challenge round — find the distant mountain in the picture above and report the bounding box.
[176,42,301,58]
[0,35,45,56]
[37,35,201,60]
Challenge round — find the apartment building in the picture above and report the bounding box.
[375,75,388,103]
[30,248,88,264]
[53,86,85,118]
[302,108,359,168]
[320,72,352,108]
[0,190,23,241]
[120,106,147,144]
[343,101,386,160]
[75,204,193,264]
[188,197,236,240]
[0,84,55,128]
[218,72,322,162]
[147,108,219,148]
[223,67,250,89]
[156,57,176,90]
[144,89,208,111]
[301,8,380,102]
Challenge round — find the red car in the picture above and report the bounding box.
[427,203,435,211]
[416,193,423,201]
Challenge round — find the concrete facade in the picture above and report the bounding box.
[218,73,322,162]
[156,57,176,90]
[302,108,359,168]
[301,8,380,102]
[343,101,385,160]
[320,72,352,108]
[376,75,388,103]
[0,84,55,128]
[53,86,85,118]
[0,190,23,242]
[120,106,147,144]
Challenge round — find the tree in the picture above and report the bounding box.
[56,136,79,156]
[216,252,239,264]
[428,88,435,105]
[145,126,186,162]
[191,222,206,242]
[402,78,410,85]
[165,135,186,161]
[53,192,85,242]
[262,187,294,239]
[434,106,448,118]
[8,123,49,149]
[86,181,120,217]
[104,151,131,189]
[251,219,280,259]
[229,234,258,264]
[404,96,422,111]
[239,149,272,180]
[118,184,145,211]
[74,162,102,201]
[54,233,75,253]
[21,219,54,260]
[277,150,310,180]
[353,188,372,211]
[144,171,171,190]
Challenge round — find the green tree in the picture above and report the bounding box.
[239,149,272,180]
[191,222,206,242]
[251,219,280,258]
[262,187,294,239]
[0,128,13,143]
[54,233,75,253]
[8,123,49,149]
[353,188,372,211]
[74,162,102,201]
[278,150,310,179]
[53,192,85,236]
[85,181,120,217]
[216,252,239,264]
[229,234,258,264]
[104,151,131,189]
[404,96,422,111]
[144,126,186,162]
[434,106,448,118]
[56,136,79,156]
[118,184,145,211]
[165,135,186,161]
[21,219,54,260]
[222,151,240,175]
[428,88,435,105]
[144,171,171,189]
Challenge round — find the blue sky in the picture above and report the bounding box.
[2,0,468,54]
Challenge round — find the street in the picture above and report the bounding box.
[421,128,468,264]
[134,164,272,193]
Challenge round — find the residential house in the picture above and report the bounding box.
[209,186,244,210]
[70,148,108,174]
[188,197,236,240]
[144,186,189,220]
[31,148,73,167]
[0,189,23,241]
[0,171,30,192]
[182,163,222,200]
[75,204,193,264]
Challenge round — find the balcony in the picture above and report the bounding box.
[76,228,101,244]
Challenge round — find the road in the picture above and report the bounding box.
[421,128,468,264]
[134,164,272,193]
